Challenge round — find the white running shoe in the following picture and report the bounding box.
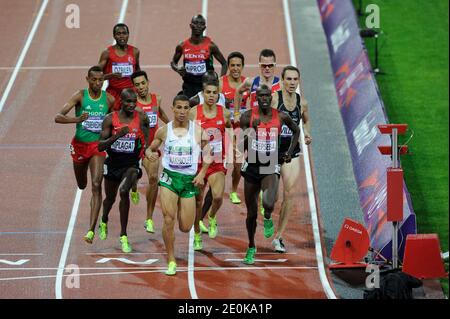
[272,237,286,253]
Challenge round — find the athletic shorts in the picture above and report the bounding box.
[159,168,199,198]
[240,161,280,185]
[199,162,227,182]
[182,81,203,99]
[106,87,125,111]
[70,137,106,164]
[103,162,143,182]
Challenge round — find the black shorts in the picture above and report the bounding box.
[182,81,203,99]
[103,162,143,182]
[240,161,281,185]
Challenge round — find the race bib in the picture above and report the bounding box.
[159,171,172,185]
[146,112,158,128]
[280,125,293,137]
[112,62,133,77]
[210,140,222,154]
[111,137,135,153]
[82,116,103,133]
[185,61,206,75]
[251,140,276,152]
[168,146,193,168]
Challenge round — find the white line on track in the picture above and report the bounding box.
[0,0,49,113]
[0,254,44,256]
[282,0,337,299]
[54,0,129,300]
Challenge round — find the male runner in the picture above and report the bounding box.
[98,23,141,111]
[271,66,312,253]
[130,70,169,233]
[97,89,149,253]
[239,84,299,264]
[145,94,211,275]
[55,66,114,243]
[170,14,227,98]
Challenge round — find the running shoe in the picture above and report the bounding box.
[259,191,265,216]
[120,235,132,253]
[165,261,177,276]
[229,192,241,204]
[199,220,209,233]
[272,237,286,253]
[83,230,94,244]
[243,247,257,265]
[263,217,274,238]
[144,219,154,233]
[99,221,108,240]
[193,232,203,251]
[208,215,218,238]
[130,190,140,205]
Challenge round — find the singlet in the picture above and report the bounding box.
[221,75,249,122]
[197,104,226,165]
[162,121,200,175]
[247,107,281,168]
[249,76,281,108]
[106,111,143,166]
[75,89,109,143]
[136,93,159,143]
[182,37,214,84]
[277,90,302,157]
[197,92,226,107]
[104,45,136,89]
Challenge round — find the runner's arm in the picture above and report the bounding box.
[157,96,169,124]
[233,77,252,117]
[280,112,300,159]
[170,42,186,77]
[54,90,87,124]
[189,94,200,108]
[193,126,212,187]
[140,111,150,149]
[301,99,312,145]
[188,106,197,122]
[106,92,115,113]
[98,114,129,151]
[271,91,279,109]
[98,49,121,80]
[210,42,227,77]
[134,47,141,72]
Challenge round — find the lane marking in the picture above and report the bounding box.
[55,0,129,300]
[95,258,158,265]
[225,258,288,263]
[0,259,30,266]
[0,64,287,71]
[0,0,49,113]
[85,252,167,255]
[282,0,337,299]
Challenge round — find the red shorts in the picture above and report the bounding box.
[70,137,106,163]
[106,87,125,111]
[199,162,227,182]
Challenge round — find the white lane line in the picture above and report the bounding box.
[1,265,319,282]
[55,187,82,299]
[225,258,288,263]
[0,254,44,256]
[0,0,49,113]
[282,0,337,299]
[54,0,129,300]
[0,64,283,71]
[85,252,168,255]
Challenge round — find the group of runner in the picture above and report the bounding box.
[55,14,312,275]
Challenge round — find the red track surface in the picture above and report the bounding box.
[0,0,336,299]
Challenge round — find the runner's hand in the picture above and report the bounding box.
[112,72,122,79]
[304,135,312,145]
[78,112,89,123]
[281,152,292,164]
[117,126,130,137]
[145,148,159,162]
[177,66,186,77]
[192,173,205,187]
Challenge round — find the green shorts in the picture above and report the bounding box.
[159,168,199,198]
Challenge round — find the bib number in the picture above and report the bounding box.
[185,61,206,75]
[111,138,135,153]
[251,140,276,152]
[280,125,293,137]
[82,116,103,133]
[112,62,133,77]
[146,112,158,128]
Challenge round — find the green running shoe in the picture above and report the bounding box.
[193,232,203,251]
[165,261,177,276]
[263,217,274,238]
[144,219,154,233]
[84,230,94,244]
[199,220,209,233]
[229,192,241,204]
[120,235,132,253]
[259,191,265,216]
[98,221,108,240]
[208,215,218,239]
[243,247,257,265]
[130,190,140,205]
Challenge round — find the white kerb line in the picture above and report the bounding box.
[282,0,337,299]
[0,0,49,113]
[55,0,129,299]
[187,0,209,301]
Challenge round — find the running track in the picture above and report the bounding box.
[0,0,337,299]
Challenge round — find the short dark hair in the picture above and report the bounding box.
[203,79,219,90]
[259,49,276,62]
[256,84,271,95]
[113,23,129,35]
[191,14,206,23]
[202,71,218,83]
[87,65,103,77]
[227,51,245,66]
[131,70,148,83]
[120,88,136,100]
[281,65,300,79]
[172,94,190,106]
